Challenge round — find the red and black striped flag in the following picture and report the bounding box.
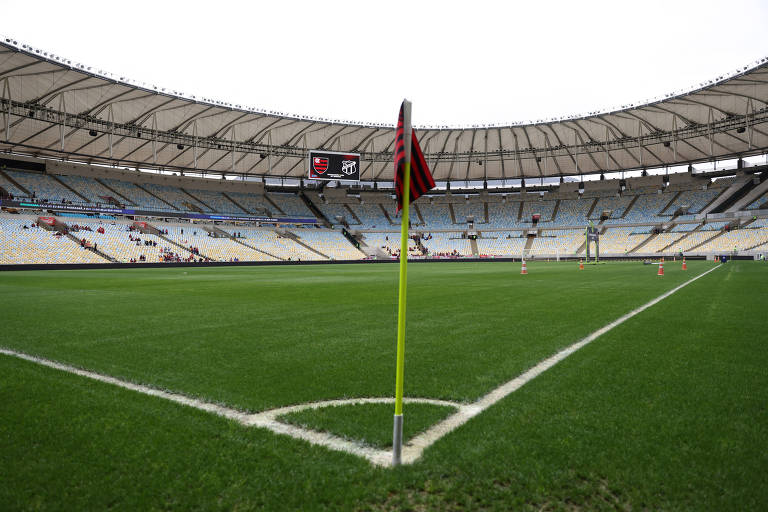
[395,101,435,214]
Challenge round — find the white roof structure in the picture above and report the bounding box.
[0,37,767,182]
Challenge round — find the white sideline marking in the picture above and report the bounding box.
[0,264,722,467]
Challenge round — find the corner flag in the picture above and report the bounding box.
[392,100,434,466]
[395,101,435,214]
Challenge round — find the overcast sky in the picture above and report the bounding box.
[2,0,767,127]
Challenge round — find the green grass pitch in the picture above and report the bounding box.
[1,260,766,510]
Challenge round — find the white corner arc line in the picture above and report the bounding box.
[0,264,722,467]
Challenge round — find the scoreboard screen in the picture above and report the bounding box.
[308,150,360,181]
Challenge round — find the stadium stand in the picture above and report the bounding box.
[268,192,313,217]
[362,232,418,257]
[141,183,212,212]
[221,227,319,261]
[57,174,126,205]
[224,191,274,214]
[696,227,768,253]
[529,229,584,256]
[486,201,522,229]
[746,192,768,210]
[0,173,32,198]
[4,165,768,264]
[556,199,593,226]
[453,199,486,224]
[72,220,187,263]
[475,234,527,257]
[184,188,247,215]
[0,215,106,264]
[421,232,472,257]
[6,170,85,204]
[294,228,364,260]
[99,177,177,211]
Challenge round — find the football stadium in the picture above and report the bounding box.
[2,3,768,510]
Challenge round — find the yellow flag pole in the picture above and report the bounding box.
[393,100,412,466]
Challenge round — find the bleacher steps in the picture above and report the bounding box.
[483,203,489,224]
[686,229,727,252]
[621,195,639,218]
[50,175,90,203]
[222,192,253,214]
[698,189,725,214]
[745,236,768,251]
[0,169,31,196]
[659,225,702,252]
[469,237,479,256]
[299,192,331,228]
[156,232,213,261]
[551,199,561,222]
[524,234,535,253]
[181,189,214,212]
[727,173,768,212]
[211,227,284,260]
[448,203,457,224]
[414,203,426,225]
[63,231,115,262]
[228,235,283,261]
[343,204,363,225]
[134,221,214,261]
[575,238,586,255]
[379,204,395,225]
[282,231,329,260]
[134,183,179,211]
[629,233,657,254]
[264,195,286,216]
[517,202,524,221]
[660,191,682,214]
[700,175,752,215]
[94,178,133,205]
[585,198,599,219]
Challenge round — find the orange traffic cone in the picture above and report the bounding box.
[657,258,665,277]
[682,257,687,271]
[520,259,528,275]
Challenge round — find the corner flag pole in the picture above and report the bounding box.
[393,100,413,466]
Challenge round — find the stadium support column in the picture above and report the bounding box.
[108,104,114,160]
[231,125,237,173]
[193,120,198,169]
[58,93,66,151]
[2,78,10,142]
[152,113,158,165]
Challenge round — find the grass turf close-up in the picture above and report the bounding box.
[1,259,766,510]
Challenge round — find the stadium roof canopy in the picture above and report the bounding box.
[0,37,767,183]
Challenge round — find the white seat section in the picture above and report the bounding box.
[475,235,526,257]
[221,227,318,260]
[363,233,418,257]
[421,232,472,257]
[161,225,275,262]
[528,229,584,256]
[293,228,363,260]
[0,215,105,264]
[70,220,193,263]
